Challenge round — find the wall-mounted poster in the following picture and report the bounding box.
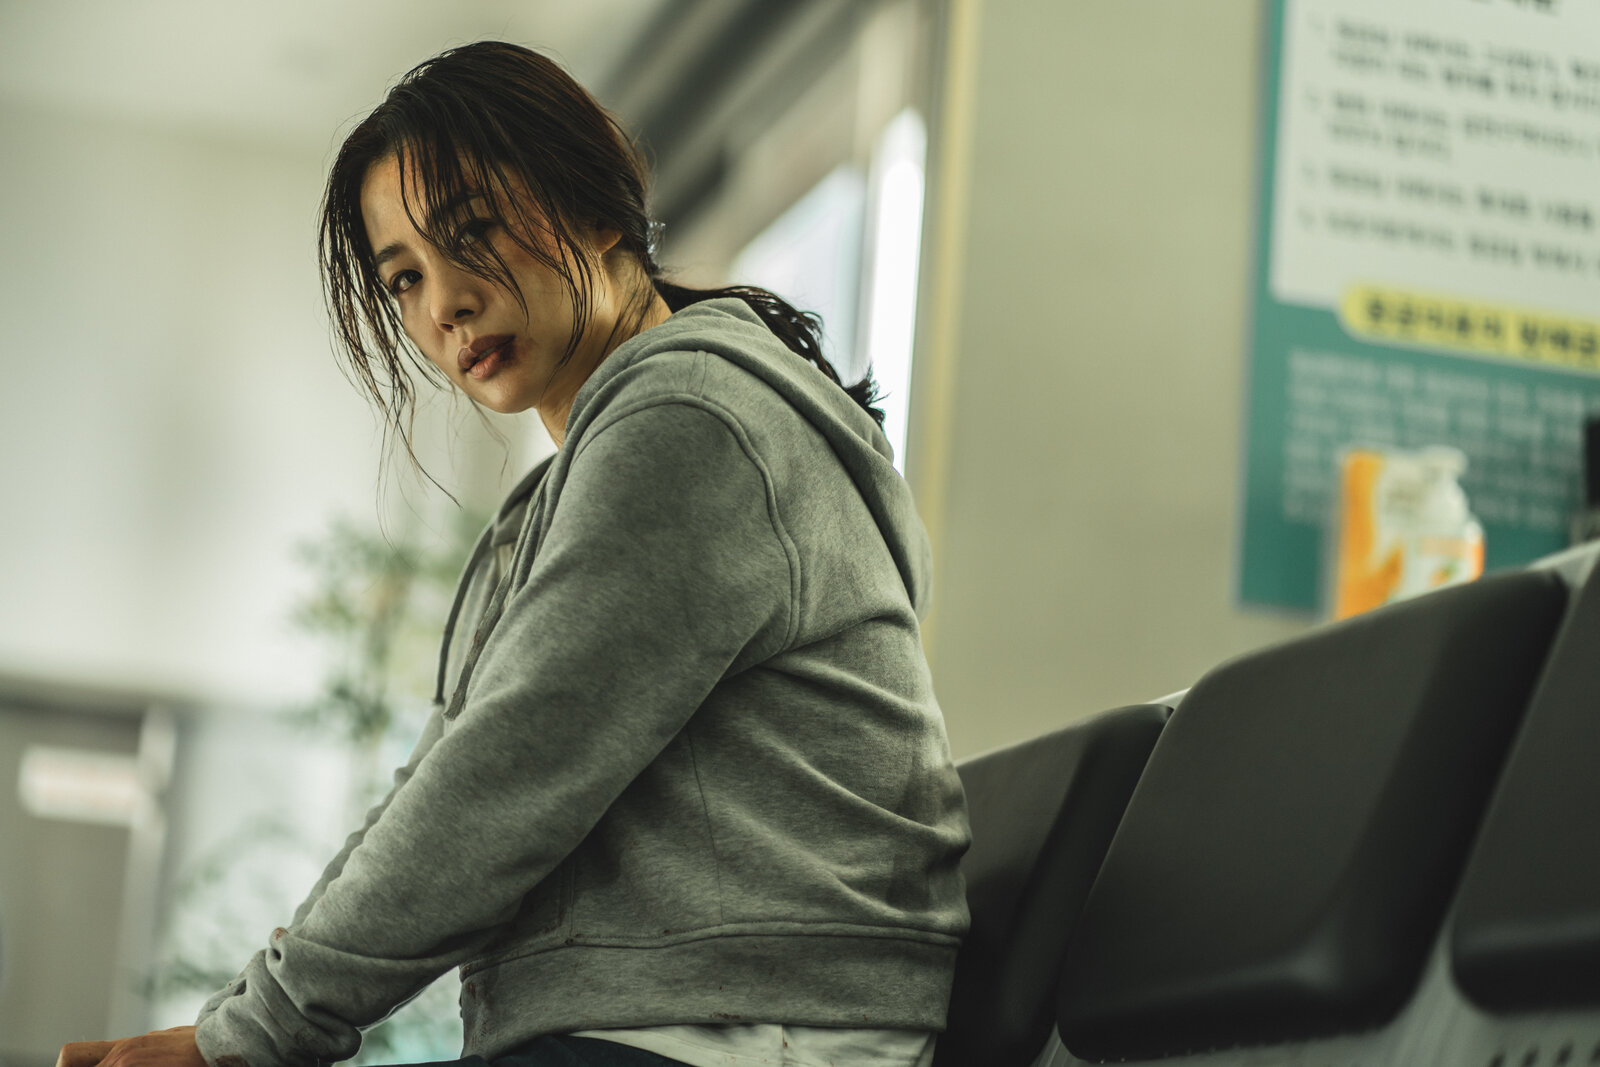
[1240,0,1600,611]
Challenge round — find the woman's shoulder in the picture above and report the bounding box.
[568,296,883,490]
[579,321,804,435]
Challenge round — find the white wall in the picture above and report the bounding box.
[0,102,538,707]
[0,100,547,1041]
[913,0,1312,758]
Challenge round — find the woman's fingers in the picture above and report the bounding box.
[56,1028,204,1067]
[56,1040,117,1067]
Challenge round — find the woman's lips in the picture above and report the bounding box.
[460,336,514,380]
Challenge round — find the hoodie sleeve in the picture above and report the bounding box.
[194,400,796,1067]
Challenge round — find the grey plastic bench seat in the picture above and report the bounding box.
[936,703,1169,1066]
[1452,551,1600,1012]
[1055,569,1568,1061]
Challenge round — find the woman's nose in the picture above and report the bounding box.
[431,270,482,332]
[437,306,474,331]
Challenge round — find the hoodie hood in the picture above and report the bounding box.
[565,297,933,618]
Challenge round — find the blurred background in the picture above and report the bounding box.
[3,0,1597,1062]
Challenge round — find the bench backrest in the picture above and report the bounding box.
[937,702,1169,1066]
[1055,569,1567,1061]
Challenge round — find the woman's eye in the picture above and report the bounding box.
[454,218,493,246]
[388,269,420,296]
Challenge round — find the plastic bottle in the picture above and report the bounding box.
[1331,445,1485,619]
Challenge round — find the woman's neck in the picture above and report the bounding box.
[539,279,673,448]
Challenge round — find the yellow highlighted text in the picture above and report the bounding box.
[1339,285,1600,373]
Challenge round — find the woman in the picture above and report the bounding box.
[59,41,969,1067]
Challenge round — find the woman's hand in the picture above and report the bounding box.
[57,1026,208,1067]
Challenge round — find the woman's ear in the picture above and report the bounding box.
[592,226,623,258]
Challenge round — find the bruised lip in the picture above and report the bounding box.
[458,335,514,378]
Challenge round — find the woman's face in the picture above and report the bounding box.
[359,154,623,425]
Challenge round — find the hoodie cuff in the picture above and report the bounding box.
[192,946,360,1067]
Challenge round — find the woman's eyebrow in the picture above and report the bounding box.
[372,192,487,269]
[430,190,487,227]
[373,242,406,269]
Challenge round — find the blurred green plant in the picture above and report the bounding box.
[290,508,488,750]
[146,506,490,1065]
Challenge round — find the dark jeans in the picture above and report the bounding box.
[406,1035,686,1067]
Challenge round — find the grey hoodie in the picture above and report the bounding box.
[194,298,971,1067]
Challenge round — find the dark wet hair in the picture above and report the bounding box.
[320,40,885,474]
